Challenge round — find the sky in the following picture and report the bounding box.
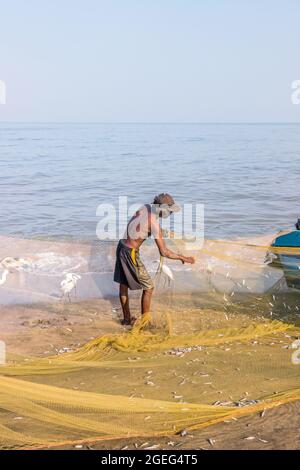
[0,0,300,122]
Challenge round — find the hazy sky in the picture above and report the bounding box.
[0,0,300,122]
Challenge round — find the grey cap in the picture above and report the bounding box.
[153,193,181,213]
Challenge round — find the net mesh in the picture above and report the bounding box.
[1,236,300,449]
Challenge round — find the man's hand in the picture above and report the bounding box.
[152,216,196,265]
[182,256,195,265]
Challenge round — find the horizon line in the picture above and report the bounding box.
[0,121,300,125]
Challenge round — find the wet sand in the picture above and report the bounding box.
[0,298,299,451]
[0,298,123,356]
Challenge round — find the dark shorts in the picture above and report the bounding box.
[114,240,154,291]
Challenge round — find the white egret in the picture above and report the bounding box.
[1,257,31,270]
[0,269,9,286]
[0,257,32,286]
[154,258,174,287]
[161,264,174,281]
[60,273,82,301]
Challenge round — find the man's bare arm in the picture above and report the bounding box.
[151,216,195,264]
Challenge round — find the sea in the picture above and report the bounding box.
[1,122,300,242]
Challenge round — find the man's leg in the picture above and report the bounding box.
[119,284,131,323]
[141,287,154,315]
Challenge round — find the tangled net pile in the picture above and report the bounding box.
[1,237,300,449]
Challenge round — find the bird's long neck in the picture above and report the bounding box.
[0,269,8,285]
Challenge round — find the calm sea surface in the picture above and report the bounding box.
[0,123,300,241]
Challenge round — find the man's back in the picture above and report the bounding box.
[125,205,153,249]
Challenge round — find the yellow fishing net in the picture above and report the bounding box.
[1,236,300,450]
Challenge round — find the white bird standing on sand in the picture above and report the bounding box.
[0,269,9,285]
[60,273,81,301]
[0,257,32,286]
[161,263,174,281]
[1,257,31,270]
[154,258,174,287]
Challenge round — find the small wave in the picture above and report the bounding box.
[31,252,87,276]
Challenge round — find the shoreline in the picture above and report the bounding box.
[0,232,283,306]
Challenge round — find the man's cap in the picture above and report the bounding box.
[153,193,181,213]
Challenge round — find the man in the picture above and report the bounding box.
[114,193,195,325]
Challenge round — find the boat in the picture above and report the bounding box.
[270,230,300,290]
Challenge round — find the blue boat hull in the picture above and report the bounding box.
[271,231,300,290]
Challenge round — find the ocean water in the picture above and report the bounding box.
[1,122,300,241]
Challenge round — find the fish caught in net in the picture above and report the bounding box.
[0,233,300,449]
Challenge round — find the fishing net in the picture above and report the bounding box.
[0,234,300,449]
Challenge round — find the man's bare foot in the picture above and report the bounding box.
[121,317,137,326]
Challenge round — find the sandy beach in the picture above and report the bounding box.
[1,296,299,450]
